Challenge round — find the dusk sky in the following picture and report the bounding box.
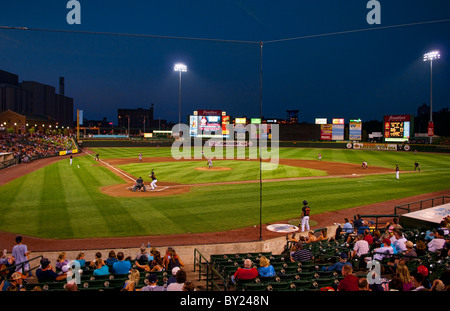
[0,1,449,125]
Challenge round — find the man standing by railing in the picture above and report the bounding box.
[12,236,30,274]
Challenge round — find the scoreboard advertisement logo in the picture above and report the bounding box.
[384,115,412,142]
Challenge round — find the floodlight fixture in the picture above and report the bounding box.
[423,50,440,62]
[174,63,187,72]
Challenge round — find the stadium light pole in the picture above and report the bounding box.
[423,50,440,144]
[174,63,187,133]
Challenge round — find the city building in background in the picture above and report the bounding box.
[0,69,73,132]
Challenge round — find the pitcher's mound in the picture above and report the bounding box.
[100,182,190,197]
[195,167,232,171]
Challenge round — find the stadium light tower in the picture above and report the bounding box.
[423,50,440,144]
[174,63,187,133]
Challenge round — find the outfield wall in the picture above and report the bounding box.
[79,138,450,153]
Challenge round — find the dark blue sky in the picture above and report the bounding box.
[0,1,449,125]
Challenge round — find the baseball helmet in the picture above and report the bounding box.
[302,200,308,205]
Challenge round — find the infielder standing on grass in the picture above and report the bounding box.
[300,200,311,232]
[150,169,157,190]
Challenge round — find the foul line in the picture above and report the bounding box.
[83,150,136,182]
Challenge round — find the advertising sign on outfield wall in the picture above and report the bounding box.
[353,143,398,151]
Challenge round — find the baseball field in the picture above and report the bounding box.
[0,146,449,240]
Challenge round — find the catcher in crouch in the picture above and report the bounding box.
[132,176,146,192]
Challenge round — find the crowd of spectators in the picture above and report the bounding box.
[0,240,195,292]
[0,133,73,164]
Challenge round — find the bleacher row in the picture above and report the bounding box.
[24,260,170,292]
[210,228,450,291]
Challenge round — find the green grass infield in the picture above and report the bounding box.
[0,147,449,239]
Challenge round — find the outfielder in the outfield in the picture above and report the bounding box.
[299,200,311,232]
[395,165,400,179]
[149,169,158,190]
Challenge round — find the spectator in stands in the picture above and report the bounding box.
[427,229,446,252]
[140,273,166,291]
[370,230,382,250]
[105,250,118,268]
[392,229,408,253]
[430,279,446,291]
[353,214,364,232]
[402,241,418,262]
[356,221,370,235]
[75,252,86,268]
[321,252,352,273]
[89,252,104,268]
[316,228,328,242]
[167,269,187,291]
[373,239,394,261]
[363,229,373,245]
[55,252,70,272]
[351,234,370,260]
[122,269,140,291]
[358,277,371,291]
[11,236,30,274]
[258,256,276,277]
[416,265,431,289]
[337,265,359,291]
[306,231,317,243]
[385,217,402,233]
[164,248,185,271]
[135,246,151,263]
[35,258,67,283]
[395,261,414,291]
[1,272,24,291]
[388,276,404,291]
[411,271,426,291]
[290,242,313,262]
[135,251,165,273]
[342,218,354,234]
[167,267,180,286]
[415,240,427,257]
[93,259,110,276]
[65,279,78,291]
[231,259,258,284]
[438,221,449,235]
[112,252,132,275]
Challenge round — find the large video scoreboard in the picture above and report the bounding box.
[384,115,412,142]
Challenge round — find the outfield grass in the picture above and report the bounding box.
[0,147,449,239]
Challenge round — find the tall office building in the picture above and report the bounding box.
[0,69,73,128]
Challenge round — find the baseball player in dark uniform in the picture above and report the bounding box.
[414,161,420,172]
[300,200,311,232]
[150,170,157,190]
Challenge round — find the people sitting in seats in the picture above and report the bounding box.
[231,259,258,284]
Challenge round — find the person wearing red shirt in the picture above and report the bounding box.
[232,259,258,284]
[338,264,359,291]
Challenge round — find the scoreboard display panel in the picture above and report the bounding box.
[384,115,412,142]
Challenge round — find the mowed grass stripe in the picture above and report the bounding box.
[0,148,449,239]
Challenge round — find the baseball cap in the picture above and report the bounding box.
[382,239,391,246]
[147,273,158,283]
[340,252,348,259]
[10,272,23,281]
[417,265,429,277]
[172,266,180,275]
[405,241,414,248]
